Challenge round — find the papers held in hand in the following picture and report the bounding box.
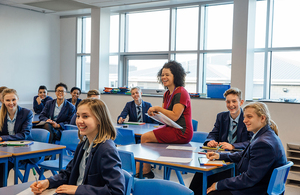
[146,112,182,129]
[198,157,226,166]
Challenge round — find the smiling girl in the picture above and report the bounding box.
[194,102,287,195]
[31,98,125,195]
[0,88,34,187]
[67,87,82,110]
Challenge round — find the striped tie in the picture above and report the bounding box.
[230,121,238,144]
[137,106,142,122]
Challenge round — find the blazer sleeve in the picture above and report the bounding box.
[204,113,222,145]
[232,139,250,149]
[39,101,51,121]
[33,96,42,114]
[75,147,125,195]
[217,141,277,191]
[117,102,131,123]
[1,109,33,141]
[58,103,76,130]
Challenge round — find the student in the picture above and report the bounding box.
[69,89,101,125]
[0,86,7,108]
[0,88,34,187]
[39,83,76,143]
[190,102,287,195]
[138,61,193,178]
[30,99,125,195]
[67,87,82,109]
[204,88,253,150]
[117,87,155,124]
[33,85,53,114]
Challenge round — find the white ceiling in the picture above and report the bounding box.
[0,0,212,16]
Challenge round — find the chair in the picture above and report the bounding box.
[64,124,78,130]
[119,150,136,176]
[192,119,198,131]
[114,128,136,145]
[132,179,194,195]
[191,131,209,143]
[17,128,50,182]
[267,161,294,195]
[123,169,134,195]
[38,130,79,179]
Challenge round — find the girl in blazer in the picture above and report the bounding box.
[31,98,125,195]
[0,88,33,187]
[67,87,82,110]
[190,102,287,195]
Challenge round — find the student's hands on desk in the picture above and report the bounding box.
[30,179,78,194]
[207,140,235,150]
[118,117,125,124]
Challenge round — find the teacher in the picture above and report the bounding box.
[136,61,193,178]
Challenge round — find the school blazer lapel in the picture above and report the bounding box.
[56,100,66,121]
[14,106,23,132]
[131,102,137,121]
[82,145,96,183]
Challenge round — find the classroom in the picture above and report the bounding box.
[0,0,299,194]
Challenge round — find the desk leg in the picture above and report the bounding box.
[59,150,63,171]
[14,158,19,185]
[139,162,143,179]
[2,161,8,187]
[202,172,208,195]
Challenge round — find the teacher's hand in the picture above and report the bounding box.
[147,106,159,116]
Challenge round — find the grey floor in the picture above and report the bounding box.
[6,167,300,194]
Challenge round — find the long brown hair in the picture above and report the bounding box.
[243,102,278,135]
[77,98,116,146]
[0,89,19,131]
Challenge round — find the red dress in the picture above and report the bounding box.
[153,86,193,143]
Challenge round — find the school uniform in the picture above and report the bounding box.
[33,95,53,114]
[67,98,82,109]
[47,139,125,195]
[216,125,287,195]
[117,100,156,123]
[204,110,253,149]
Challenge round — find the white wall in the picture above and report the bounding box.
[0,5,60,108]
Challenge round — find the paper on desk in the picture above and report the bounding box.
[157,156,192,163]
[17,187,56,195]
[166,145,197,151]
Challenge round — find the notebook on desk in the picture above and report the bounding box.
[198,157,226,166]
[0,141,34,146]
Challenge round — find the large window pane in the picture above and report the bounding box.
[128,59,168,89]
[176,7,199,51]
[273,0,300,47]
[127,10,169,52]
[270,51,300,101]
[205,53,231,84]
[253,52,265,99]
[77,56,90,91]
[110,15,119,53]
[82,17,91,53]
[175,54,197,93]
[205,4,233,50]
[109,56,118,87]
[254,0,267,48]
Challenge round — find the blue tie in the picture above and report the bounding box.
[137,106,142,122]
[230,121,238,144]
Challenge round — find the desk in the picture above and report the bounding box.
[32,114,40,125]
[0,152,12,187]
[0,181,33,194]
[117,142,235,195]
[115,123,159,136]
[0,142,66,184]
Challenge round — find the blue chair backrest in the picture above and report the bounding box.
[115,128,136,145]
[119,150,136,175]
[267,161,294,195]
[64,124,78,130]
[132,179,194,195]
[191,131,208,143]
[31,128,50,143]
[123,169,133,195]
[192,119,198,131]
[60,130,80,158]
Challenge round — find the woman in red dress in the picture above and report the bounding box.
[136,61,193,178]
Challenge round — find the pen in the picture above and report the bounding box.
[213,145,223,161]
[32,167,38,185]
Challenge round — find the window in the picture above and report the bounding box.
[77,16,91,91]
[253,0,300,101]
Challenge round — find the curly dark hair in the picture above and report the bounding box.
[157,61,186,87]
[55,82,68,92]
[70,87,81,94]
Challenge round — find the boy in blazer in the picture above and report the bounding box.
[204,88,253,150]
[117,87,156,124]
[33,85,53,114]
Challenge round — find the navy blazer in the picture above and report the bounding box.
[204,110,253,149]
[217,125,287,195]
[67,98,82,109]
[0,106,33,141]
[117,100,156,124]
[48,139,125,195]
[39,99,76,130]
[33,96,53,114]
